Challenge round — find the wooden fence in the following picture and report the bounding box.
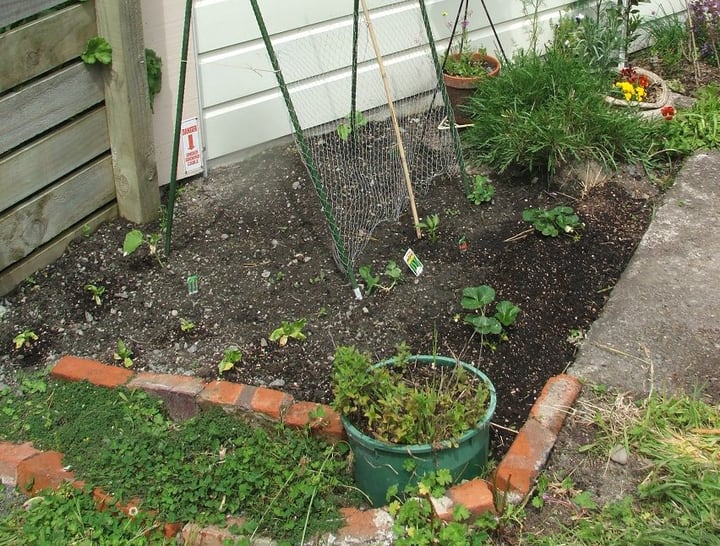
[0,0,159,296]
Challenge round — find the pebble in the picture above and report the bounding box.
[610,444,629,465]
[269,378,286,388]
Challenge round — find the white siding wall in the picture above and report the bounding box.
[145,0,686,173]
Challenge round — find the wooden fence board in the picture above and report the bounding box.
[0,156,115,270]
[0,203,118,297]
[0,61,104,155]
[0,107,109,210]
[0,0,68,28]
[0,2,96,92]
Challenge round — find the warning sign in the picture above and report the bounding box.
[181,117,204,175]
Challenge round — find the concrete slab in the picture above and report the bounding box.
[570,151,720,402]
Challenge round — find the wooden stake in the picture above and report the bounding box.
[359,0,422,239]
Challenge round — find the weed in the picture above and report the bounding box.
[81,223,92,237]
[113,339,133,368]
[522,205,583,238]
[81,36,112,65]
[417,214,440,242]
[85,283,105,306]
[467,174,495,204]
[662,85,720,155]
[218,346,242,374]
[145,48,162,111]
[269,318,307,346]
[12,329,38,350]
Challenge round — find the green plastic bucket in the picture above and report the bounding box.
[342,355,496,506]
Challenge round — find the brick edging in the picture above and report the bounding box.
[0,356,582,544]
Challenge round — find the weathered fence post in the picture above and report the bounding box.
[95,0,160,224]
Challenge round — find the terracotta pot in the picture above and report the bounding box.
[442,53,501,126]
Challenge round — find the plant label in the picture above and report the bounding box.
[187,275,199,295]
[403,249,423,276]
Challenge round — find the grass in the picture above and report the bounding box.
[524,389,720,545]
[0,373,361,545]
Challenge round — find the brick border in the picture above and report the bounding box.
[0,356,581,544]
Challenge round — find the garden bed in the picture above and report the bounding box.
[0,143,659,458]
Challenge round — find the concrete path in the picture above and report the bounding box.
[570,151,720,402]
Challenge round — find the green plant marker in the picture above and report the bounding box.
[187,275,199,295]
[403,249,423,276]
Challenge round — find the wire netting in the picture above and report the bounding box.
[256,1,465,285]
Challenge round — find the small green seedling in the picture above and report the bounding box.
[522,205,583,238]
[337,111,368,141]
[461,285,520,347]
[81,36,112,65]
[85,284,105,306]
[179,318,196,332]
[269,319,307,347]
[13,329,38,350]
[384,261,403,289]
[113,339,133,368]
[417,214,440,242]
[359,265,380,296]
[218,347,242,374]
[467,174,495,204]
[123,229,163,265]
[81,224,92,237]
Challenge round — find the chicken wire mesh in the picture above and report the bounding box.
[251,0,467,295]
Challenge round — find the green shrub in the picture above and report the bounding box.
[644,10,692,79]
[662,84,720,154]
[461,50,661,176]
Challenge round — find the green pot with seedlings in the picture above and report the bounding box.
[332,347,496,506]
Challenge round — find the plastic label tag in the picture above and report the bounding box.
[403,249,423,276]
[187,275,199,295]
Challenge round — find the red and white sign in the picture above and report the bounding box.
[181,117,203,175]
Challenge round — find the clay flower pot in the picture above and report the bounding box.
[442,52,501,126]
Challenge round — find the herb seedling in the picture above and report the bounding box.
[179,318,196,332]
[85,283,105,306]
[269,318,307,346]
[467,174,495,204]
[81,36,112,65]
[122,229,163,265]
[337,111,368,141]
[461,285,520,348]
[13,329,38,350]
[113,339,133,368]
[417,214,440,242]
[218,347,242,374]
[522,205,583,238]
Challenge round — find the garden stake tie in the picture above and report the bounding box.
[359,0,422,239]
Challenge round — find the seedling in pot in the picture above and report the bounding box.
[122,229,163,266]
[85,283,105,306]
[269,318,307,347]
[13,329,38,350]
[416,214,440,242]
[522,205,583,238]
[113,339,133,368]
[467,174,495,205]
[218,347,242,374]
[461,285,520,348]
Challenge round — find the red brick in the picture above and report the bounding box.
[282,402,345,441]
[128,372,205,419]
[182,517,246,546]
[16,451,76,494]
[449,478,496,516]
[529,375,582,435]
[494,419,557,502]
[0,442,41,486]
[250,387,293,421]
[330,507,394,542]
[51,356,134,388]
[197,380,244,412]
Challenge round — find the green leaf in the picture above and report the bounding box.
[464,315,502,335]
[81,36,112,65]
[123,230,144,256]
[461,285,496,310]
[572,490,598,510]
[494,300,521,327]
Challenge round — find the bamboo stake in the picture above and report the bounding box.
[359,0,422,239]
